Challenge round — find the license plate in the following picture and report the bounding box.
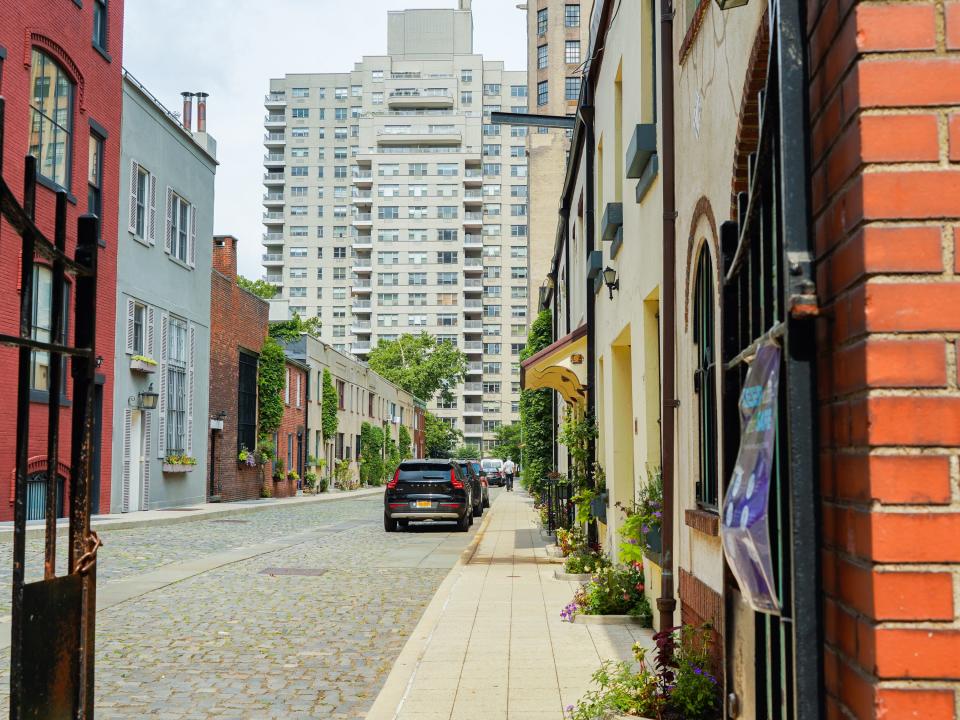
[414,501,432,509]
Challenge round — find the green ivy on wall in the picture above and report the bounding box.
[321,368,339,442]
[258,337,285,437]
[520,309,554,497]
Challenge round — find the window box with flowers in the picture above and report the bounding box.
[163,455,197,473]
[130,355,157,374]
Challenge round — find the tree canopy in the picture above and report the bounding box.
[424,411,462,458]
[520,309,553,491]
[453,444,481,459]
[367,333,467,403]
[269,313,322,341]
[237,276,277,300]
[491,423,522,463]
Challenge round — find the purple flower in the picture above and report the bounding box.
[694,667,702,675]
[641,524,650,534]
[653,511,662,518]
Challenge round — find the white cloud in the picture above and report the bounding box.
[122,0,527,279]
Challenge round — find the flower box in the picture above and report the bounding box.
[162,463,194,474]
[130,357,157,374]
[645,526,662,555]
[553,569,593,582]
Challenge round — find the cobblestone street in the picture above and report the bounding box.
[0,493,488,719]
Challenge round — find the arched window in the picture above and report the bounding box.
[693,247,718,509]
[28,49,75,190]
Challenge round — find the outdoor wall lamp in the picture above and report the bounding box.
[715,0,750,10]
[137,384,159,411]
[603,266,620,300]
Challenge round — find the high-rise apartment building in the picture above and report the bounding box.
[262,0,527,451]
[526,0,592,312]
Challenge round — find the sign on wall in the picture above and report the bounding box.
[721,342,781,614]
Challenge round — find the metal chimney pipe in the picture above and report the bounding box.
[195,92,209,133]
[181,92,193,131]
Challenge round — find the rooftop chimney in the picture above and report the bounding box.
[212,234,238,279]
[196,92,209,133]
[181,92,193,130]
[459,0,471,8]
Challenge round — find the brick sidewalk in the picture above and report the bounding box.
[365,490,653,720]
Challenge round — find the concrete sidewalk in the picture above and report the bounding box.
[365,490,653,720]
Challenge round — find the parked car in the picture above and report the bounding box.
[459,460,488,512]
[384,459,476,532]
[480,458,504,486]
[471,460,490,509]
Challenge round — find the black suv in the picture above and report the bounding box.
[384,459,482,532]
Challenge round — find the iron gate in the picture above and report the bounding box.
[0,97,101,719]
[719,0,822,717]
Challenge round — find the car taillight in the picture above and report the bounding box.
[387,468,400,489]
[450,468,464,489]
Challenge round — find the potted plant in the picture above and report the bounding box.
[130,355,157,373]
[617,468,664,565]
[560,562,653,627]
[163,454,197,473]
[286,470,299,484]
[272,457,285,482]
[303,471,318,493]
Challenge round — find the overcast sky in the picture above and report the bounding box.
[122,0,527,280]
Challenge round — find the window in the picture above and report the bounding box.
[537,81,548,106]
[565,4,581,26]
[291,166,308,177]
[511,126,529,138]
[511,165,528,177]
[334,246,347,259]
[168,192,191,264]
[163,317,188,453]
[483,83,501,96]
[483,305,501,318]
[437,206,458,219]
[437,163,458,177]
[483,124,501,137]
[30,266,68,393]
[482,144,501,157]
[511,286,528,299]
[408,206,428,219]
[378,206,399,220]
[379,164,400,176]
[461,91,473,105]
[537,45,548,70]
[290,246,308,257]
[378,272,399,286]
[29,50,75,190]
[693,249,719,509]
[511,225,528,237]
[335,87,348,100]
[484,266,501,279]
[291,127,309,138]
[483,163,500,176]
[93,0,108,50]
[292,87,309,97]
[437,293,458,306]
[409,251,427,265]
[409,184,428,197]
[290,226,308,237]
[238,350,258,453]
[566,76,581,100]
[437,314,458,327]
[437,251,459,264]
[292,108,309,119]
[409,272,427,285]
[438,229,458,242]
[378,251,400,265]
[409,292,427,306]
[565,41,581,64]
[511,266,528,279]
[378,293,399,306]
[333,267,346,280]
[510,203,527,216]
[510,146,526,159]
[461,69,473,83]
[437,272,458,285]
[511,184,528,197]
[484,285,502,297]
[483,362,501,374]
[372,92,384,105]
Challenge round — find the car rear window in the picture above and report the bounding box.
[481,460,501,469]
[399,463,451,481]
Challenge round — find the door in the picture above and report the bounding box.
[128,411,143,512]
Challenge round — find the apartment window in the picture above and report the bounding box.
[290,226,308,237]
[351,106,362,118]
[291,167,308,177]
[333,267,346,280]
[437,272,458,285]
[289,267,307,279]
[510,85,527,98]
[511,305,527,319]
[335,127,348,139]
[408,229,428,243]
[437,293,458,306]
[437,314,458,327]
[482,184,500,197]
[482,224,501,237]
[483,125,501,137]
[537,81,548,106]
[482,144,501,157]
[378,251,399,264]
[436,251,458,264]
[483,342,501,355]
[510,126,529,138]
[409,184,428,197]
[511,225,528,237]
[238,351,258,453]
[333,288,346,300]
[510,203,527,217]
[29,50,75,190]
[378,293,399,306]
[166,317,188,454]
[92,0,110,51]
[30,266,69,394]
[484,285,502,297]
[511,267,528,279]
[409,251,427,265]
[510,246,528,258]
[483,203,501,217]
[409,163,429,177]
[291,127,309,138]
[437,206,458,219]
[381,229,400,242]
[335,87,348,100]
[483,362,501,374]
[438,229,458,242]
[483,382,501,394]
[378,206,399,220]
[292,108,309,119]
[378,184,400,197]
[289,287,307,298]
[482,163,500,177]
[372,70,384,81]
[409,272,427,285]
[566,76,582,101]
[409,314,427,327]
[291,205,308,216]
[409,292,427,306]
[693,248,719,509]
[461,69,473,83]
[290,246,308,257]
[537,45,548,70]
[484,266,501,279]
[372,92,384,105]
[461,91,473,105]
[511,185,528,197]
[511,165,528,178]
[483,83,501,96]
[409,206,428,219]
[291,186,307,197]
[483,246,502,258]
[378,314,400,328]
[565,41,581,64]
[351,85,362,97]
[483,305,501,318]
[565,4,581,26]
[510,146,526,159]
[169,193,191,263]
[437,163,458,177]
[511,286,528,299]
[292,87,309,97]
[379,164,400,176]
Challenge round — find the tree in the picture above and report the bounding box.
[269,313,322,341]
[367,333,467,403]
[492,423,522,463]
[520,309,554,493]
[321,369,339,443]
[257,337,285,438]
[237,276,277,300]
[453,444,481,459]
[398,425,412,459]
[424,411,462,458]
[359,422,385,486]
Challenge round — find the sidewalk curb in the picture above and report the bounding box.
[0,487,383,538]
[364,492,499,720]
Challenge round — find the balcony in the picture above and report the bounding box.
[463,423,483,435]
[263,172,285,185]
[387,90,454,109]
[463,234,482,248]
[377,128,462,145]
[352,299,372,313]
[351,189,372,204]
[352,342,371,353]
[463,382,482,393]
[463,403,483,416]
[466,362,482,374]
[265,92,287,108]
[464,278,483,289]
[262,253,284,266]
[351,320,372,334]
[353,239,373,250]
[464,341,483,354]
[262,232,284,245]
[264,153,285,166]
[262,211,284,224]
[351,280,372,294]
[264,114,287,128]
[353,261,372,273]
[464,299,482,313]
[463,169,483,186]
[352,213,372,228]
[464,257,483,270]
[463,211,483,227]
[264,133,286,146]
[352,170,373,186]
[463,189,483,202]
[464,319,482,330]
[263,274,283,285]
[263,193,284,206]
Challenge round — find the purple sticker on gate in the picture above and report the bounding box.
[721,342,781,614]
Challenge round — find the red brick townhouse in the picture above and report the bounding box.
[0,0,124,519]
[272,357,308,499]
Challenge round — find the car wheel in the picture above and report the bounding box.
[457,511,470,532]
[384,513,398,532]
[472,500,483,517]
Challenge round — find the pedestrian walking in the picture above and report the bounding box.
[502,458,516,491]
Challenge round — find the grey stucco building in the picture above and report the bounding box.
[111,72,217,511]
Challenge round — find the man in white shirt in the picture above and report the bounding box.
[502,458,516,491]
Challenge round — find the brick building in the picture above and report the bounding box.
[0,0,124,519]
[270,357,308,499]
[208,235,269,502]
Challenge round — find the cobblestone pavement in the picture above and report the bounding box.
[0,493,487,718]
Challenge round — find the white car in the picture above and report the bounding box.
[480,458,504,486]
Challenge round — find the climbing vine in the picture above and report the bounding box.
[520,309,554,497]
[398,425,412,460]
[321,368,339,442]
[359,422,385,486]
[257,337,285,437]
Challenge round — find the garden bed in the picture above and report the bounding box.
[553,569,593,582]
[572,614,650,626]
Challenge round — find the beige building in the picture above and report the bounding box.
[262,1,527,452]
[526,0,591,313]
[281,332,420,479]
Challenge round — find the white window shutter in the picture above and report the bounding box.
[148,174,158,245]
[285,368,290,404]
[128,160,139,235]
[125,298,136,355]
[296,374,301,408]
[186,324,196,456]
[157,314,168,458]
[188,204,197,267]
[121,408,132,512]
[146,306,156,360]
[164,188,174,254]
[143,411,152,508]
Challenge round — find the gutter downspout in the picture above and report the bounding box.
[581,87,598,547]
[658,0,678,632]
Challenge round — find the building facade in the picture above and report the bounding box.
[208,235,270,502]
[0,0,124,519]
[111,72,216,511]
[281,333,420,482]
[262,0,528,453]
[271,357,309,499]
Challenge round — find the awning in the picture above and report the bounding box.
[520,325,588,405]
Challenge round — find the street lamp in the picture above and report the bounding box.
[603,266,620,300]
[131,383,159,410]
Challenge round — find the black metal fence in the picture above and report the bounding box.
[544,477,575,533]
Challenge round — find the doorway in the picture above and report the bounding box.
[127,410,145,512]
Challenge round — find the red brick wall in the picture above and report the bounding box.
[414,406,426,458]
[0,1,124,519]
[271,361,307,499]
[208,245,269,502]
[678,568,724,674]
[808,0,960,715]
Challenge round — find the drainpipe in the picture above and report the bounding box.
[581,84,598,547]
[657,0,678,632]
